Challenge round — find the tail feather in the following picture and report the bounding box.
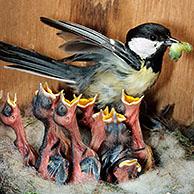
[4,65,75,82]
[0,41,93,85]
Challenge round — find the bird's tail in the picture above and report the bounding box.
[0,41,92,86]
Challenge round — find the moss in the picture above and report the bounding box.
[171,130,194,160]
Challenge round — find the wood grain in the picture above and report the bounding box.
[0,0,194,125]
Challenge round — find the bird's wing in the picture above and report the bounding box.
[40,17,142,70]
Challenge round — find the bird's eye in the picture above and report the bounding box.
[104,123,113,135]
[116,101,125,115]
[118,123,127,133]
[56,102,67,116]
[41,96,53,110]
[2,103,13,117]
[150,35,157,41]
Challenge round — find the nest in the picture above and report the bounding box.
[0,104,194,194]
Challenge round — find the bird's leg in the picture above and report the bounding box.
[0,93,38,166]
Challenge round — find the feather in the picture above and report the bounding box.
[59,39,100,53]
[40,17,142,69]
[0,41,97,86]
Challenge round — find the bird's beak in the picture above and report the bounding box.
[165,37,180,46]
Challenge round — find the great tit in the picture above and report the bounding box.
[0,17,179,108]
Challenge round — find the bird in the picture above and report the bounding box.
[53,92,101,183]
[32,83,69,184]
[0,17,180,108]
[0,93,38,166]
[96,108,141,183]
[77,95,97,128]
[119,90,155,171]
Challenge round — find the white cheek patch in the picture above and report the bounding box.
[128,37,163,59]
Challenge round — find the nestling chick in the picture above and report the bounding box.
[77,95,97,128]
[0,93,38,166]
[97,108,141,183]
[119,90,155,171]
[53,92,101,184]
[32,83,69,184]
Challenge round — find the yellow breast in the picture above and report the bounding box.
[83,65,160,106]
[124,65,160,97]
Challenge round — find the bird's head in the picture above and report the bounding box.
[0,93,19,126]
[126,23,180,59]
[53,91,82,127]
[32,82,60,120]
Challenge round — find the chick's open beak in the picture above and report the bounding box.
[7,93,17,107]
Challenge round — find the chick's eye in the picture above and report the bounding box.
[150,35,157,41]
[41,96,52,110]
[56,103,67,116]
[104,123,113,135]
[116,101,125,115]
[118,123,127,133]
[2,103,13,117]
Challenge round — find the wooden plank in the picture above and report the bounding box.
[0,0,193,125]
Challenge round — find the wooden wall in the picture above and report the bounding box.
[0,0,194,125]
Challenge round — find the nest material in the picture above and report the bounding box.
[0,105,194,194]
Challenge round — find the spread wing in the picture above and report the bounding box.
[40,17,141,70]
